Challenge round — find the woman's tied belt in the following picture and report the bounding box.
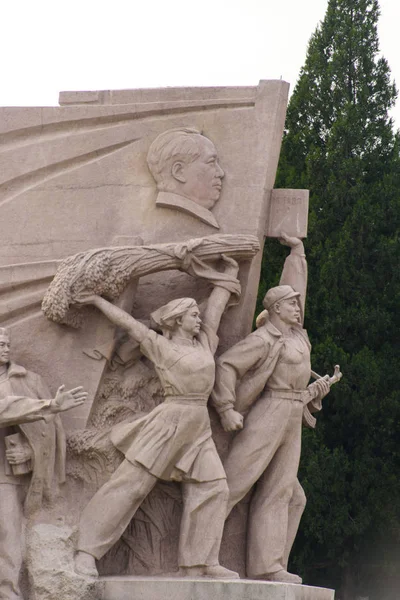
[164,395,208,406]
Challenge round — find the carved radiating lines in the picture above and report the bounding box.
[0,97,256,325]
[0,259,59,289]
[0,140,136,208]
[0,260,59,326]
[0,98,254,153]
[0,97,254,209]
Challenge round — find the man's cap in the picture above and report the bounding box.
[263,285,300,311]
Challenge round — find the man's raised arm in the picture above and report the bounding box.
[279,235,307,325]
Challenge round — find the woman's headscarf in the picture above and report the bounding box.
[150,298,198,339]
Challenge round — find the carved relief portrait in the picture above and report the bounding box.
[147,127,224,229]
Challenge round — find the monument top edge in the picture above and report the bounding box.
[59,80,289,106]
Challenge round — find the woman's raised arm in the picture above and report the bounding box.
[201,256,240,335]
[79,295,149,343]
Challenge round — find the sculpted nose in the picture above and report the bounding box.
[216,162,224,178]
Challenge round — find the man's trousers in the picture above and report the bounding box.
[0,484,24,600]
[224,394,306,578]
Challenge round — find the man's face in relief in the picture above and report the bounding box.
[0,335,10,366]
[174,136,225,209]
[276,297,301,326]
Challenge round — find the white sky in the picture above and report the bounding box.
[1,0,400,126]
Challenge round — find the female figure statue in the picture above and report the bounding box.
[75,256,243,579]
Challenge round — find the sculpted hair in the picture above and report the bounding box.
[150,298,198,339]
[147,127,203,191]
[255,309,269,328]
[0,327,10,338]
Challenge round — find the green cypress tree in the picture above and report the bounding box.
[261,1,400,597]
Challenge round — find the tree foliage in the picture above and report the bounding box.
[260,1,400,597]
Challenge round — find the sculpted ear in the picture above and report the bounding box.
[273,302,280,314]
[171,161,186,183]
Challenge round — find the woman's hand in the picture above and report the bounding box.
[220,254,239,277]
[74,292,101,306]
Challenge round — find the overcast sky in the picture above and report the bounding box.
[1,0,400,126]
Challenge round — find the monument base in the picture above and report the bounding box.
[100,576,335,600]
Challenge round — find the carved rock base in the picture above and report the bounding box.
[26,523,104,600]
[100,576,335,600]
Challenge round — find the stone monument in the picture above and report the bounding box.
[0,81,337,599]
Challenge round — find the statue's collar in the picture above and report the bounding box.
[6,362,27,377]
[156,191,220,229]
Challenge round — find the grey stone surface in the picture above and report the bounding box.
[0,80,291,432]
[266,189,309,238]
[0,81,320,595]
[100,576,335,600]
[26,523,104,600]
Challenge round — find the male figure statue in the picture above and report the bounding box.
[147,127,224,228]
[0,327,87,600]
[211,236,330,584]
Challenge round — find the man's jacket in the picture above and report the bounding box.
[2,363,66,515]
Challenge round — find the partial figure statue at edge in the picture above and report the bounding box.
[0,327,88,600]
[75,255,241,580]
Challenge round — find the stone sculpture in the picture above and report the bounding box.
[74,255,241,579]
[147,127,224,229]
[0,327,87,600]
[0,81,291,432]
[212,235,341,584]
[0,82,338,599]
